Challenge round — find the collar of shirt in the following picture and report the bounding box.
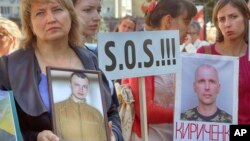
[71,95,86,103]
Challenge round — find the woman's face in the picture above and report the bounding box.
[168,11,191,44]
[30,1,71,43]
[118,19,136,32]
[0,27,13,55]
[74,0,101,36]
[217,4,245,41]
[188,26,200,43]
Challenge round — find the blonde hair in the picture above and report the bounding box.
[0,17,21,52]
[19,0,84,49]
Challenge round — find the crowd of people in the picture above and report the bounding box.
[0,0,250,141]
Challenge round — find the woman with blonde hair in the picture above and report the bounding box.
[0,17,21,56]
[0,0,121,141]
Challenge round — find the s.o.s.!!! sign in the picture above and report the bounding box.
[97,31,181,80]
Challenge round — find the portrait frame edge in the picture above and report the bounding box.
[46,66,110,141]
[0,90,23,141]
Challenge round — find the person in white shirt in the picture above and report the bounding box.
[181,20,210,53]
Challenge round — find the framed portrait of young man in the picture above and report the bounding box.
[0,90,22,141]
[46,67,110,141]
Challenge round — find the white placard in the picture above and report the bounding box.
[97,31,180,80]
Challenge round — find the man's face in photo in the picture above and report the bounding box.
[71,75,89,100]
[193,66,221,106]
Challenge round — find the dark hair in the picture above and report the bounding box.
[70,72,88,82]
[212,0,250,42]
[144,0,197,28]
[113,15,137,32]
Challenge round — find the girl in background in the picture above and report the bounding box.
[197,0,250,124]
[122,0,197,140]
[113,15,137,32]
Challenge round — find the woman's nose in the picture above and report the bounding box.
[46,11,56,23]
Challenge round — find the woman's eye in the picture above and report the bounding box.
[35,12,44,16]
[83,8,91,12]
[230,15,237,19]
[218,17,225,23]
[53,8,63,13]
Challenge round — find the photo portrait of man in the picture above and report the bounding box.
[181,64,232,123]
[54,72,107,141]
[0,93,16,141]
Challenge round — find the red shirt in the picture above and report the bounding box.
[197,43,250,124]
[122,76,173,137]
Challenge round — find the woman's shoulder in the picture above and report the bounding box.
[8,48,34,60]
[74,46,97,58]
[197,43,215,54]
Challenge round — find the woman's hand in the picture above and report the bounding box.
[183,34,192,46]
[109,121,116,141]
[37,130,59,141]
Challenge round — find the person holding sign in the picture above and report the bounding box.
[54,72,106,141]
[181,64,232,123]
[122,0,197,140]
[197,0,250,125]
[0,0,122,141]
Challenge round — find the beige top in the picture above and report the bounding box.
[54,97,107,141]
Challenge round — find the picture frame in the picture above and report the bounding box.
[0,90,23,141]
[174,53,239,141]
[46,67,110,141]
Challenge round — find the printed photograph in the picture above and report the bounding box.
[47,67,109,141]
[0,90,22,141]
[180,54,238,123]
[173,53,239,141]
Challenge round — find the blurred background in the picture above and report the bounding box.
[0,0,225,43]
